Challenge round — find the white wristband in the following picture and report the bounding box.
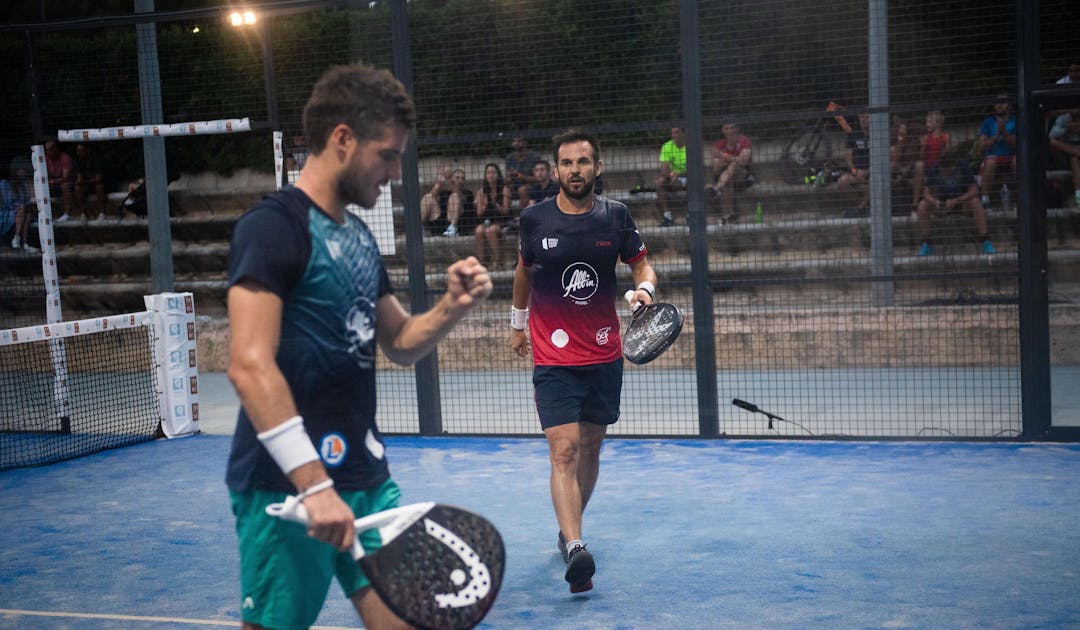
[257,415,320,475]
[296,478,334,501]
[510,306,528,330]
[636,281,655,298]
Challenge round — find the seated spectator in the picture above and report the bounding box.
[525,160,560,207]
[977,94,1017,210]
[44,139,75,222]
[1048,108,1080,208]
[911,110,950,210]
[474,163,512,269]
[420,164,453,234]
[2,157,36,252]
[709,122,753,222]
[1057,60,1080,85]
[655,126,688,227]
[890,114,922,184]
[74,143,111,222]
[837,114,871,216]
[505,137,542,208]
[915,149,995,256]
[283,134,308,186]
[420,165,475,237]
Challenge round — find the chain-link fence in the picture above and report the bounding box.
[2,0,1077,438]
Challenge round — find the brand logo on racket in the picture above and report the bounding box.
[562,262,598,303]
[320,433,348,467]
[425,518,493,608]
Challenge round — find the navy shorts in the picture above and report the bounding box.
[533,359,623,429]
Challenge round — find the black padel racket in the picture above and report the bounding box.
[267,498,504,630]
[622,290,684,365]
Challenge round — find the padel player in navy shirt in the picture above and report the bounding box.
[511,128,658,593]
[225,64,491,630]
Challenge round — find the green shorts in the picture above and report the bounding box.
[229,478,401,630]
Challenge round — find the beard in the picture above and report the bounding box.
[336,164,377,209]
[559,176,595,201]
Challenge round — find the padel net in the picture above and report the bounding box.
[0,293,200,470]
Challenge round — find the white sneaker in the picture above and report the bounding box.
[442,224,458,237]
[22,243,37,253]
[89,214,108,224]
[11,236,20,248]
[55,213,71,223]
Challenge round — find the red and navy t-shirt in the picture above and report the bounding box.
[518,195,647,366]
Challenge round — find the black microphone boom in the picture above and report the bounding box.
[731,398,783,429]
[731,398,760,413]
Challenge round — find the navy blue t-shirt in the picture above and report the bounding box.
[846,130,870,170]
[225,187,393,493]
[927,163,976,201]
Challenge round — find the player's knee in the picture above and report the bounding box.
[548,439,580,467]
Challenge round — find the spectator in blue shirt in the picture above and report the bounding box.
[2,157,35,252]
[976,94,1017,209]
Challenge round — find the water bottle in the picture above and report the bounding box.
[755,201,764,223]
[1000,184,1010,213]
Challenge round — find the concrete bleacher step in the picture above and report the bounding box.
[48,248,1080,321]
[7,199,1078,320]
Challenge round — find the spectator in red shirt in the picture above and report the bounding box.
[709,123,754,222]
[44,139,75,222]
[911,110,950,211]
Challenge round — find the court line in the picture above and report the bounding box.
[0,609,356,629]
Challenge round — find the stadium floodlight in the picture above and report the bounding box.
[229,10,257,27]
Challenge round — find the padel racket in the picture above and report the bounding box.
[622,290,684,365]
[266,497,504,630]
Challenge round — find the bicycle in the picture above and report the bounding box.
[779,101,851,185]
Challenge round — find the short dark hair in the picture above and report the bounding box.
[552,128,600,163]
[302,63,416,155]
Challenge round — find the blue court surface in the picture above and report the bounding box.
[2,434,1080,629]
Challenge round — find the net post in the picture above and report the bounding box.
[30,145,62,325]
[144,292,200,439]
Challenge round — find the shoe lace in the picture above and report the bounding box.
[568,543,588,560]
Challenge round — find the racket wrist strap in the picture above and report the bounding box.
[636,281,655,298]
[257,415,320,475]
[296,477,334,501]
[510,306,528,330]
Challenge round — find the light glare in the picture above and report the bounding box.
[229,12,242,26]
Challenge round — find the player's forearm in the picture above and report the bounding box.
[512,263,531,309]
[380,293,468,365]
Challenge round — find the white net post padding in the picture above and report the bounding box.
[29,145,62,325]
[274,131,284,191]
[57,117,252,142]
[31,145,67,423]
[144,293,200,438]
